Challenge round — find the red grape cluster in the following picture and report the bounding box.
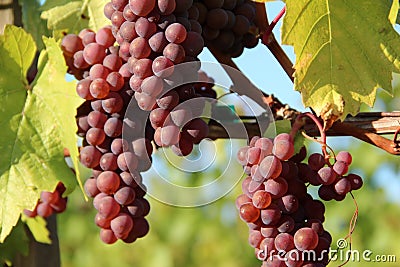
[24,183,67,218]
[61,0,222,244]
[236,133,363,266]
[194,0,259,56]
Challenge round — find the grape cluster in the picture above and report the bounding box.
[194,0,259,56]
[236,134,363,266]
[61,0,222,244]
[24,182,68,218]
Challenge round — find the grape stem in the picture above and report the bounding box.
[262,6,286,44]
[292,112,330,160]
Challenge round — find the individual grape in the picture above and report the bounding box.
[152,56,174,78]
[129,37,152,59]
[276,194,299,214]
[261,227,278,238]
[294,228,319,251]
[188,5,199,20]
[236,2,256,18]
[36,202,53,218]
[96,171,120,194]
[308,153,325,171]
[112,0,128,11]
[334,177,351,196]
[40,191,60,205]
[82,30,96,46]
[333,161,349,176]
[160,124,180,146]
[260,204,281,225]
[103,54,123,72]
[182,118,208,144]
[157,0,176,15]
[336,151,352,165]
[135,17,157,38]
[104,117,123,137]
[95,212,112,228]
[163,43,185,63]
[97,196,120,219]
[96,26,115,47]
[111,138,129,155]
[232,15,249,35]
[104,2,115,20]
[90,64,110,80]
[317,166,337,185]
[131,58,153,78]
[347,173,363,190]
[83,43,106,65]
[305,219,324,236]
[120,171,141,187]
[157,90,179,110]
[111,213,134,239]
[107,72,125,91]
[276,215,295,233]
[117,152,139,171]
[131,217,150,238]
[259,237,276,258]
[171,0,190,12]
[169,107,193,127]
[93,193,108,210]
[102,92,124,113]
[223,0,237,10]
[123,4,137,21]
[61,34,84,57]
[252,190,272,209]
[318,185,336,201]
[90,78,110,99]
[248,230,263,248]
[135,92,157,110]
[150,108,170,129]
[148,32,169,53]
[255,138,273,155]
[100,228,118,244]
[129,0,155,16]
[87,111,108,128]
[274,233,295,252]
[248,179,264,194]
[206,8,228,30]
[73,51,90,69]
[165,23,187,43]
[214,31,235,51]
[273,139,294,161]
[76,78,93,100]
[246,147,262,165]
[99,153,118,171]
[285,249,304,267]
[237,146,249,166]
[80,146,102,168]
[243,32,258,48]
[235,194,251,209]
[84,177,100,198]
[86,128,106,146]
[141,75,164,97]
[203,0,223,9]
[239,203,260,223]
[131,138,153,159]
[264,175,288,199]
[259,155,282,180]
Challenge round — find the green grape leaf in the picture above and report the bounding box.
[18,0,50,50]
[41,0,109,38]
[282,0,400,122]
[21,215,51,244]
[0,26,82,242]
[0,221,29,263]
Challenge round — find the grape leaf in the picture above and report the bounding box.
[21,215,51,244]
[0,221,29,263]
[18,0,50,50]
[41,0,109,38]
[0,26,82,242]
[282,0,400,122]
